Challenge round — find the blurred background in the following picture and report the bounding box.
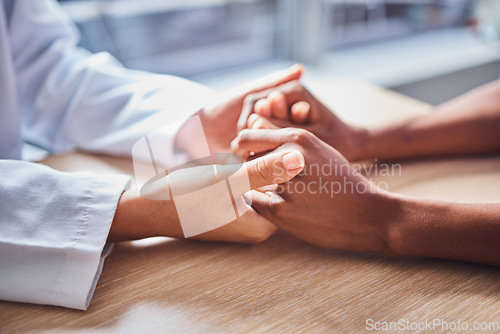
[59,0,500,105]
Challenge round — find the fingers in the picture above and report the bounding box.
[290,101,311,124]
[238,80,315,131]
[250,116,297,130]
[213,149,304,202]
[143,146,303,203]
[231,128,291,157]
[235,64,304,99]
[236,67,304,131]
[251,64,304,93]
[244,150,304,190]
[254,92,291,120]
[192,206,277,244]
[247,114,279,130]
[244,190,280,220]
[254,98,272,117]
[255,97,310,125]
[267,91,288,119]
[238,92,269,131]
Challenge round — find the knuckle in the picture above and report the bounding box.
[269,195,286,217]
[256,158,275,184]
[236,129,251,145]
[253,189,285,217]
[289,128,312,144]
[243,93,258,106]
[288,79,301,89]
[288,79,304,93]
[230,140,240,153]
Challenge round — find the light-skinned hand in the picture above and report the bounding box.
[110,147,305,243]
[176,65,305,158]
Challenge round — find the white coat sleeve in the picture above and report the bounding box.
[0,160,131,310]
[0,0,213,309]
[11,0,215,160]
[0,0,215,311]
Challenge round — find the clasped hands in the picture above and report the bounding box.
[113,67,500,266]
[197,64,395,255]
[114,65,394,256]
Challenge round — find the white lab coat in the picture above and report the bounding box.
[0,0,214,310]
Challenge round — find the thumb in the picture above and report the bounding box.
[215,150,304,201]
[140,150,304,201]
[240,64,304,95]
[247,113,280,129]
[245,149,305,190]
[257,64,304,91]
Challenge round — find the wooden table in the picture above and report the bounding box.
[1,80,499,333]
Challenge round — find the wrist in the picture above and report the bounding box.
[109,190,182,241]
[382,193,429,257]
[360,190,403,256]
[354,125,399,161]
[343,187,403,255]
[343,126,371,161]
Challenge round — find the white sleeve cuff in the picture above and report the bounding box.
[55,173,130,310]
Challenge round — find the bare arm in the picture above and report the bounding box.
[359,81,500,160]
[388,196,500,266]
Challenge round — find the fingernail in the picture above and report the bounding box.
[291,63,304,73]
[291,101,310,123]
[255,98,271,117]
[277,96,287,110]
[252,118,264,129]
[293,101,310,113]
[247,113,259,128]
[282,151,305,171]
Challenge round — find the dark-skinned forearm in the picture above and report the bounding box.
[387,196,500,266]
[357,81,500,161]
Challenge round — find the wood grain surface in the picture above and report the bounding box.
[1,80,499,334]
